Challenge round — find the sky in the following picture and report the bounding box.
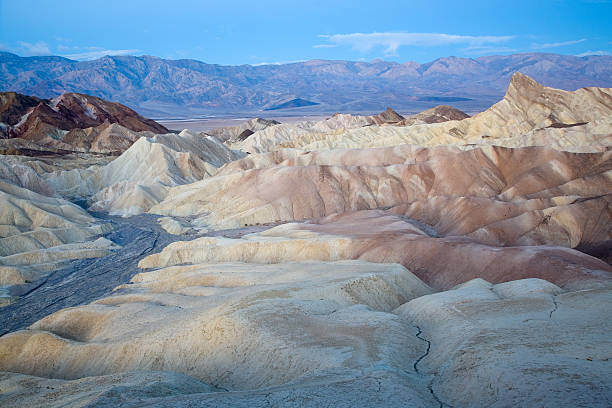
[1,0,611,65]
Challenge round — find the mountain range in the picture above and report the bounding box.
[1,51,612,117]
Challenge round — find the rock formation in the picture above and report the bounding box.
[206,117,280,143]
[0,92,168,154]
[396,105,470,126]
[47,130,244,216]
[234,107,406,151]
[395,278,612,407]
[0,257,609,406]
[0,92,41,138]
[0,371,217,407]
[0,156,114,293]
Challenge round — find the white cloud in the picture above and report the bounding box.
[62,48,140,60]
[318,32,515,56]
[576,50,612,56]
[463,45,518,55]
[531,38,586,49]
[313,44,338,49]
[18,41,51,55]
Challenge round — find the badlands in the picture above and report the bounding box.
[0,72,611,407]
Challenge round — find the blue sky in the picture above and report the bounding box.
[1,0,611,65]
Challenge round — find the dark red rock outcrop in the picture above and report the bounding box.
[0,91,168,152]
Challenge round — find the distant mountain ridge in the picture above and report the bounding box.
[1,52,611,116]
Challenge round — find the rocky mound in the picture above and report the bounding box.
[0,129,244,304]
[0,261,432,387]
[369,107,405,124]
[0,92,41,137]
[1,123,156,156]
[397,105,470,126]
[206,118,280,143]
[0,371,216,408]
[60,122,155,155]
[395,278,612,407]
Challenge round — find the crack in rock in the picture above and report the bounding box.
[413,325,431,374]
[413,325,455,408]
[549,295,559,319]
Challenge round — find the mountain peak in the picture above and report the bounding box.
[505,72,545,103]
[509,71,544,90]
[374,107,404,123]
[509,71,543,89]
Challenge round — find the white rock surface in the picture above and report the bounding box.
[158,216,193,235]
[395,279,612,407]
[206,117,280,143]
[237,109,404,152]
[0,155,56,196]
[0,261,434,401]
[1,263,609,407]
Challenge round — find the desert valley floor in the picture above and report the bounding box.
[0,72,610,407]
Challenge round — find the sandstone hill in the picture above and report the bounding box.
[140,210,611,291]
[0,129,242,301]
[0,92,41,129]
[231,107,407,151]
